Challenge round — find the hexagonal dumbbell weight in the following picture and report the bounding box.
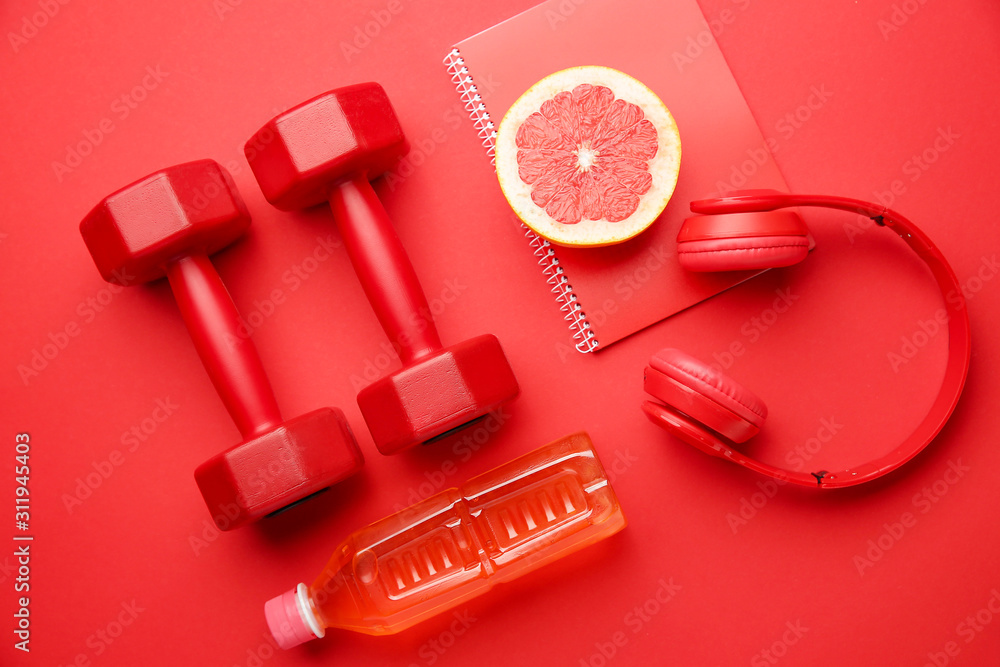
[79,159,364,530]
[245,84,520,455]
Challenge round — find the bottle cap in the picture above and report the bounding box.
[265,583,323,649]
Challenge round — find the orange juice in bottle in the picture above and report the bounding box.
[265,432,626,648]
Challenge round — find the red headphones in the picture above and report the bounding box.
[642,190,972,488]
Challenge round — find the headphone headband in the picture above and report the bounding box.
[682,192,971,488]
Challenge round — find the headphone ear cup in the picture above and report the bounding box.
[644,348,767,443]
[641,400,731,459]
[676,211,809,272]
[677,236,809,272]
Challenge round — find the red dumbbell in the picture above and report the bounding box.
[79,159,364,530]
[245,84,520,455]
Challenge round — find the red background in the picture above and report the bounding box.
[2,0,999,665]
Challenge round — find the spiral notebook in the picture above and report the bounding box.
[443,0,789,352]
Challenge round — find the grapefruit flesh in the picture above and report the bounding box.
[496,66,681,247]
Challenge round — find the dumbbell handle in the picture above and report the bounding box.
[166,253,283,439]
[328,176,443,366]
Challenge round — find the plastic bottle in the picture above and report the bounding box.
[265,431,626,648]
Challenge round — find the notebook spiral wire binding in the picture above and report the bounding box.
[525,230,598,352]
[443,48,599,353]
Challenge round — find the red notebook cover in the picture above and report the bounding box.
[444,0,789,352]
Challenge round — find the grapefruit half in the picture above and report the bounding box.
[496,66,681,247]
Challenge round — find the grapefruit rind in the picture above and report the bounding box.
[496,66,681,247]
